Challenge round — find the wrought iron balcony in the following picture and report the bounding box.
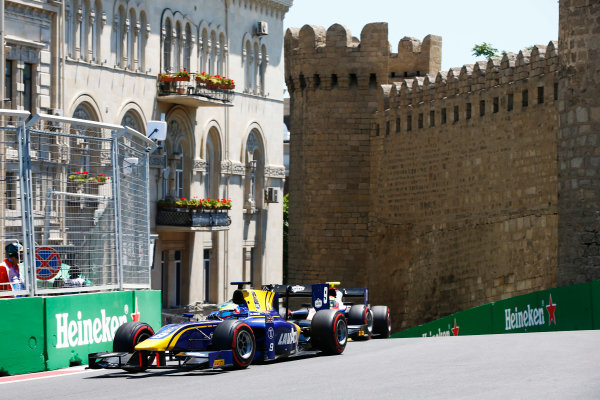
[156,207,231,231]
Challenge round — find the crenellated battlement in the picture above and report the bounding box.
[284,23,442,92]
[381,41,559,115]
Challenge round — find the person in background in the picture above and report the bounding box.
[0,242,24,294]
[62,265,90,289]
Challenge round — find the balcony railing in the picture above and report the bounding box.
[156,208,231,228]
[157,73,235,106]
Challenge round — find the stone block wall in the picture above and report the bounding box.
[372,46,560,328]
[557,0,600,286]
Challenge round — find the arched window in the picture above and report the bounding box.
[245,40,252,92]
[120,111,142,132]
[79,0,87,60]
[164,19,172,72]
[253,42,259,94]
[175,23,182,72]
[200,29,209,73]
[210,31,217,75]
[117,6,127,68]
[204,129,221,199]
[218,33,226,76]
[73,103,94,121]
[205,134,214,199]
[260,44,267,95]
[184,24,192,72]
[93,0,102,63]
[167,119,186,199]
[71,103,99,184]
[244,130,264,211]
[81,0,91,61]
[128,9,136,70]
[138,12,147,72]
[174,141,184,199]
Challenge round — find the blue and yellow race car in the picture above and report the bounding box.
[88,282,347,372]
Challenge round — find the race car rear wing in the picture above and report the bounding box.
[266,283,330,319]
[340,287,369,307]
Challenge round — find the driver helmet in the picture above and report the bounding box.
[329,287,338,308]
[5,242,23,258]
[217,301,240,319]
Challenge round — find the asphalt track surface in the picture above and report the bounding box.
[2,330,600,399]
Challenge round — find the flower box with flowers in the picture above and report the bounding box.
[68,171,111,185]
[156,198,232,227]
[174,69,190,82]
[195,73,235,91]
[196,72,211,84]
[158,73,176,82]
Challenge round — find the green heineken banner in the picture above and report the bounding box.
[45,291,161,370]
[393,280,600,338]
[0,290,161,375]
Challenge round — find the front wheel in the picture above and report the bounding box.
[212,319,256,369]
[372,306,391,338]
[113,321,155,371]
[311,309,347,355]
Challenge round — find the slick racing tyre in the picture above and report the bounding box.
[347,304,373,340]
[113,321,155,372]
[213,319,256,369]
[372,305,391,338]
[311,309,347,355]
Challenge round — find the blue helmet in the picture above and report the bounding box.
[216,301,239,319]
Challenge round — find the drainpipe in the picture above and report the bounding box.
[223,0,230,300]
[60,0,65,113]
[1,0,5,110]
[0,0,5,237]
[53,0,62,112]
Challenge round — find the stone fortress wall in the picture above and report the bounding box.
[284,24,441,290]
[285,1,600,331]
[372,44,560,327]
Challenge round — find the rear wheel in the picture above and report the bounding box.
[311,309,347,355]
[212,319,256,369]
[372,306,391,338]
[113,321,155,371]
[348,304,373,340]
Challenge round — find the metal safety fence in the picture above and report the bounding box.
[0,110,157,296]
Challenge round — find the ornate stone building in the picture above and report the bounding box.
[1,0,291,307]
[285,1,600,330]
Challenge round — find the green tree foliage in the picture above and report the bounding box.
[472,42,499,59]
[283,193,289,283]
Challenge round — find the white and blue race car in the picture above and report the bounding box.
[280,282,391,340]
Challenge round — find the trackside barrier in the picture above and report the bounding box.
[0,297,45,375]
[0,290,161,375]
[392,280,600,338]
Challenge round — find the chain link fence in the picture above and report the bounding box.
[0,110,156,296]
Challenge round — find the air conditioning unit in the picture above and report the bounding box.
[264,187,279,203]
[256,21,268,36]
